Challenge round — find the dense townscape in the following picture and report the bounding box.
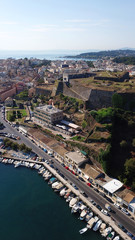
[0,50,135,240]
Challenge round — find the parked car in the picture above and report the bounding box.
[121,207,130,215]
[96,204,102,211]
[114,203,121,209]
[118,223,127,232]
[101,209,108,216]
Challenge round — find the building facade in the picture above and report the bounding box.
[33,105,63,126]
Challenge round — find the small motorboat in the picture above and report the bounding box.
[113,236,120,240]
[79,227,88,234]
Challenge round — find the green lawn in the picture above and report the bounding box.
[7,109,27,121]
[71,135,86,142]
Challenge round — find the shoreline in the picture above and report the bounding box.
[0,156,132,240]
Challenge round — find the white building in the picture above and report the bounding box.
[33,105,63,126]
[64,151,88,167]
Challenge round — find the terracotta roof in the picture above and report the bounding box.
[123,192,135,203]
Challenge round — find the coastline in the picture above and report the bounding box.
[0,157,132,240]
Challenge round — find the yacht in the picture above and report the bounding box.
[66,194,74,203]
[29,162,35,168]
[85,211,93,222]
[87,217,96,229]
[107,231,115,240]
[101,227,112,237]
[14,161,22,168]
[45,173,52,180]
[79,204,87,213]
[38,167,44,174]
[48,177,57,185]
[93,219,102,231]
[60,187,67,197]
[99,223,106,233]
[64,189,71,199]
[52,181,60,189]
[71,202,82,214]
[79,227,88,234]
[34,164,41,169]
[25,162,30,168]
[54,183,63,192]
[42,170,48,177]
[69,197,79,208]
[80,209,88,220]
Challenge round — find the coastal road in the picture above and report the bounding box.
[0,112,135,235]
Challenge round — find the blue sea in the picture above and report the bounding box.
[0,50,95,61]
[0,163,103,240]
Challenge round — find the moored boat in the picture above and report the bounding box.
[14,161,22,168]
[80,209,88,220]
[52,181,60,189]
[85,211,93,222]
[54,183,63,192]
[101,227,112,237]
[93,219,102,231]
[107,231,115,240]
[79,227,88,234]
[87,216,98,229]
[64,189,71,199]
[71,201,82,213]
[60,187,67,197]
[69,197,79,208]
[99,223,106,233]
[113,236,120,240]
[48,177,57,185]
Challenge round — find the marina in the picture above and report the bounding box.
[0,157,134,240]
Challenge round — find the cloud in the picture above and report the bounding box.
[30,25,85,33]
[65,19,90,23]
[65,18,110,26]
[0,21,18,25]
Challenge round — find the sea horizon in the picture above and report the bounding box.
[0,50,97,61]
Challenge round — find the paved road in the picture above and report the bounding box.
[0,112,135,235]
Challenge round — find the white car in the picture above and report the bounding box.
[121,207,130,215]
[101,209,108,216]
[114,203,121,209]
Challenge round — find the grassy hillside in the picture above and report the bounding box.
[81,108,135,191]
[89,108,135,190]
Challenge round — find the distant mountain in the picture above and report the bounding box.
[66,49,135,59]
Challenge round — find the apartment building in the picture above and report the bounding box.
[33,105,63,126]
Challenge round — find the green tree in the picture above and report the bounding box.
[82,120,87,129]
[125,158,135,177]
[120,140,128,148]
[19,143,26,151]
[132,139,135,147]
[9,114,15,122]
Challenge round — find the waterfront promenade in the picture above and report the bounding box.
[1,156,132,240]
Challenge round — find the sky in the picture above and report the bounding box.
[0,0,135,51]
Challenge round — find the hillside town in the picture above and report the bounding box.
[0,54,135,240]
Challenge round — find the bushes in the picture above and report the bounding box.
[90,108,114,123]
[98,145,112,174]
[3,138,32,153]
[82,120,87,129]
[124,158,135,190]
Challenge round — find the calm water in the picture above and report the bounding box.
[0,50,96,61]
[0,163,104,240]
